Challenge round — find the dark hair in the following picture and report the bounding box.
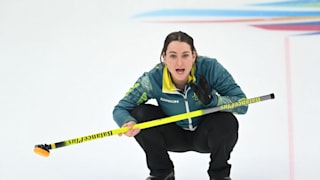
[160,31,197,64]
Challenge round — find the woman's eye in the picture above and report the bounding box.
[182,54,190,58]
[170,55,177,59]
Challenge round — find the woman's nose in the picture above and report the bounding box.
[176,58,183,65]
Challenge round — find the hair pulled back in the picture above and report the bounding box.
[160,31,197,64]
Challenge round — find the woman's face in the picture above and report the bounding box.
[163,41,196,87]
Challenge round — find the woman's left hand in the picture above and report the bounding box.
[190,74,214,105]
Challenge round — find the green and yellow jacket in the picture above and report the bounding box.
[113,56,248,130]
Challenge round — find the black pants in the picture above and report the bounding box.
[131,104,239,179]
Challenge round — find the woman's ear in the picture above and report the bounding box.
[193,51,197,62]
[162,53,166,62]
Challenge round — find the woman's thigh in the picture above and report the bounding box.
[191,112,239,153]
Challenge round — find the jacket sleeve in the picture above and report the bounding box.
[206,58,248,114]
[113,73,153,127]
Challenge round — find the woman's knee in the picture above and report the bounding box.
[130,104,166,123]
[221,112,239,131]
[202,112,239,136]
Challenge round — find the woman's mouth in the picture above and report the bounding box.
[176,68,185,74]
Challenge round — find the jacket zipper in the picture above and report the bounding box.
[181,87,196,131]
[166,87,196,131]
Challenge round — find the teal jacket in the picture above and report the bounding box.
[113,56,248,130]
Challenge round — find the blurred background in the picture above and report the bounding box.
[1,0,319,179]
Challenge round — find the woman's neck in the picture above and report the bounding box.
[173,79,187,90]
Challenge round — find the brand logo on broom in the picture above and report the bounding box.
[67,131,113,145]
[133,0,320,36]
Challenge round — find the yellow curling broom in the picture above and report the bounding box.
[34,93,275,157]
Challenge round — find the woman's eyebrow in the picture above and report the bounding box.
[168,51,191,54]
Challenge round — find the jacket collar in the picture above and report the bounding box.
[162,65,196,93]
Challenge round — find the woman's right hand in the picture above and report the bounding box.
[119,121,141,137]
